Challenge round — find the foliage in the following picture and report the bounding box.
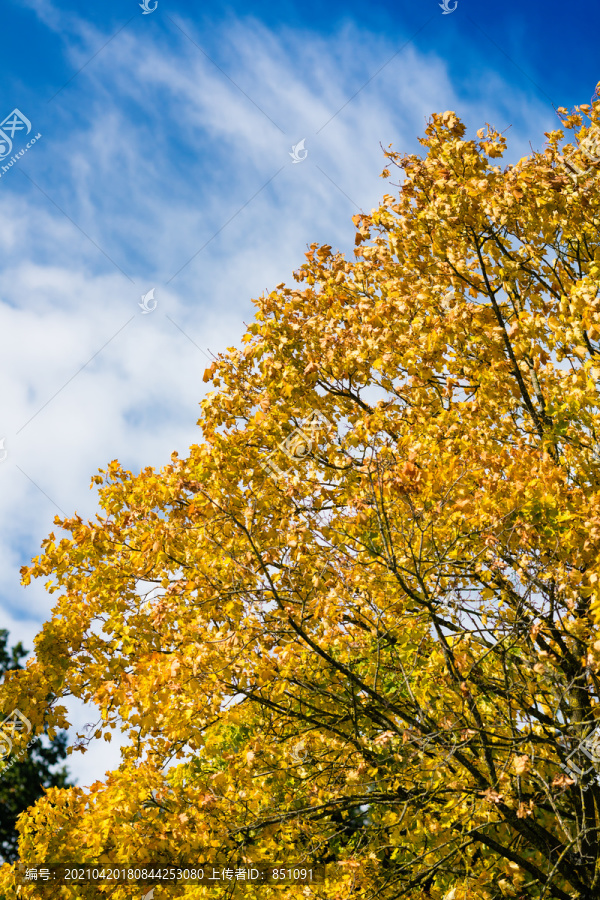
[3,91,600,898]
[0,630,71,863]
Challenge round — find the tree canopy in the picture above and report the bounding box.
[3,94,600,899]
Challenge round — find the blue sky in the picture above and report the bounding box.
[0,0,597,784]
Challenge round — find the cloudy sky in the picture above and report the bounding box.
[0,0,598,785]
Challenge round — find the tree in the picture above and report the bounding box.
[2,91,600,899]
[0,630,71,863]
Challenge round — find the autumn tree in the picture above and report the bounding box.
[3,90,600,900]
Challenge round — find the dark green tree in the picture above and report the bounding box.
[0,629,72,863]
